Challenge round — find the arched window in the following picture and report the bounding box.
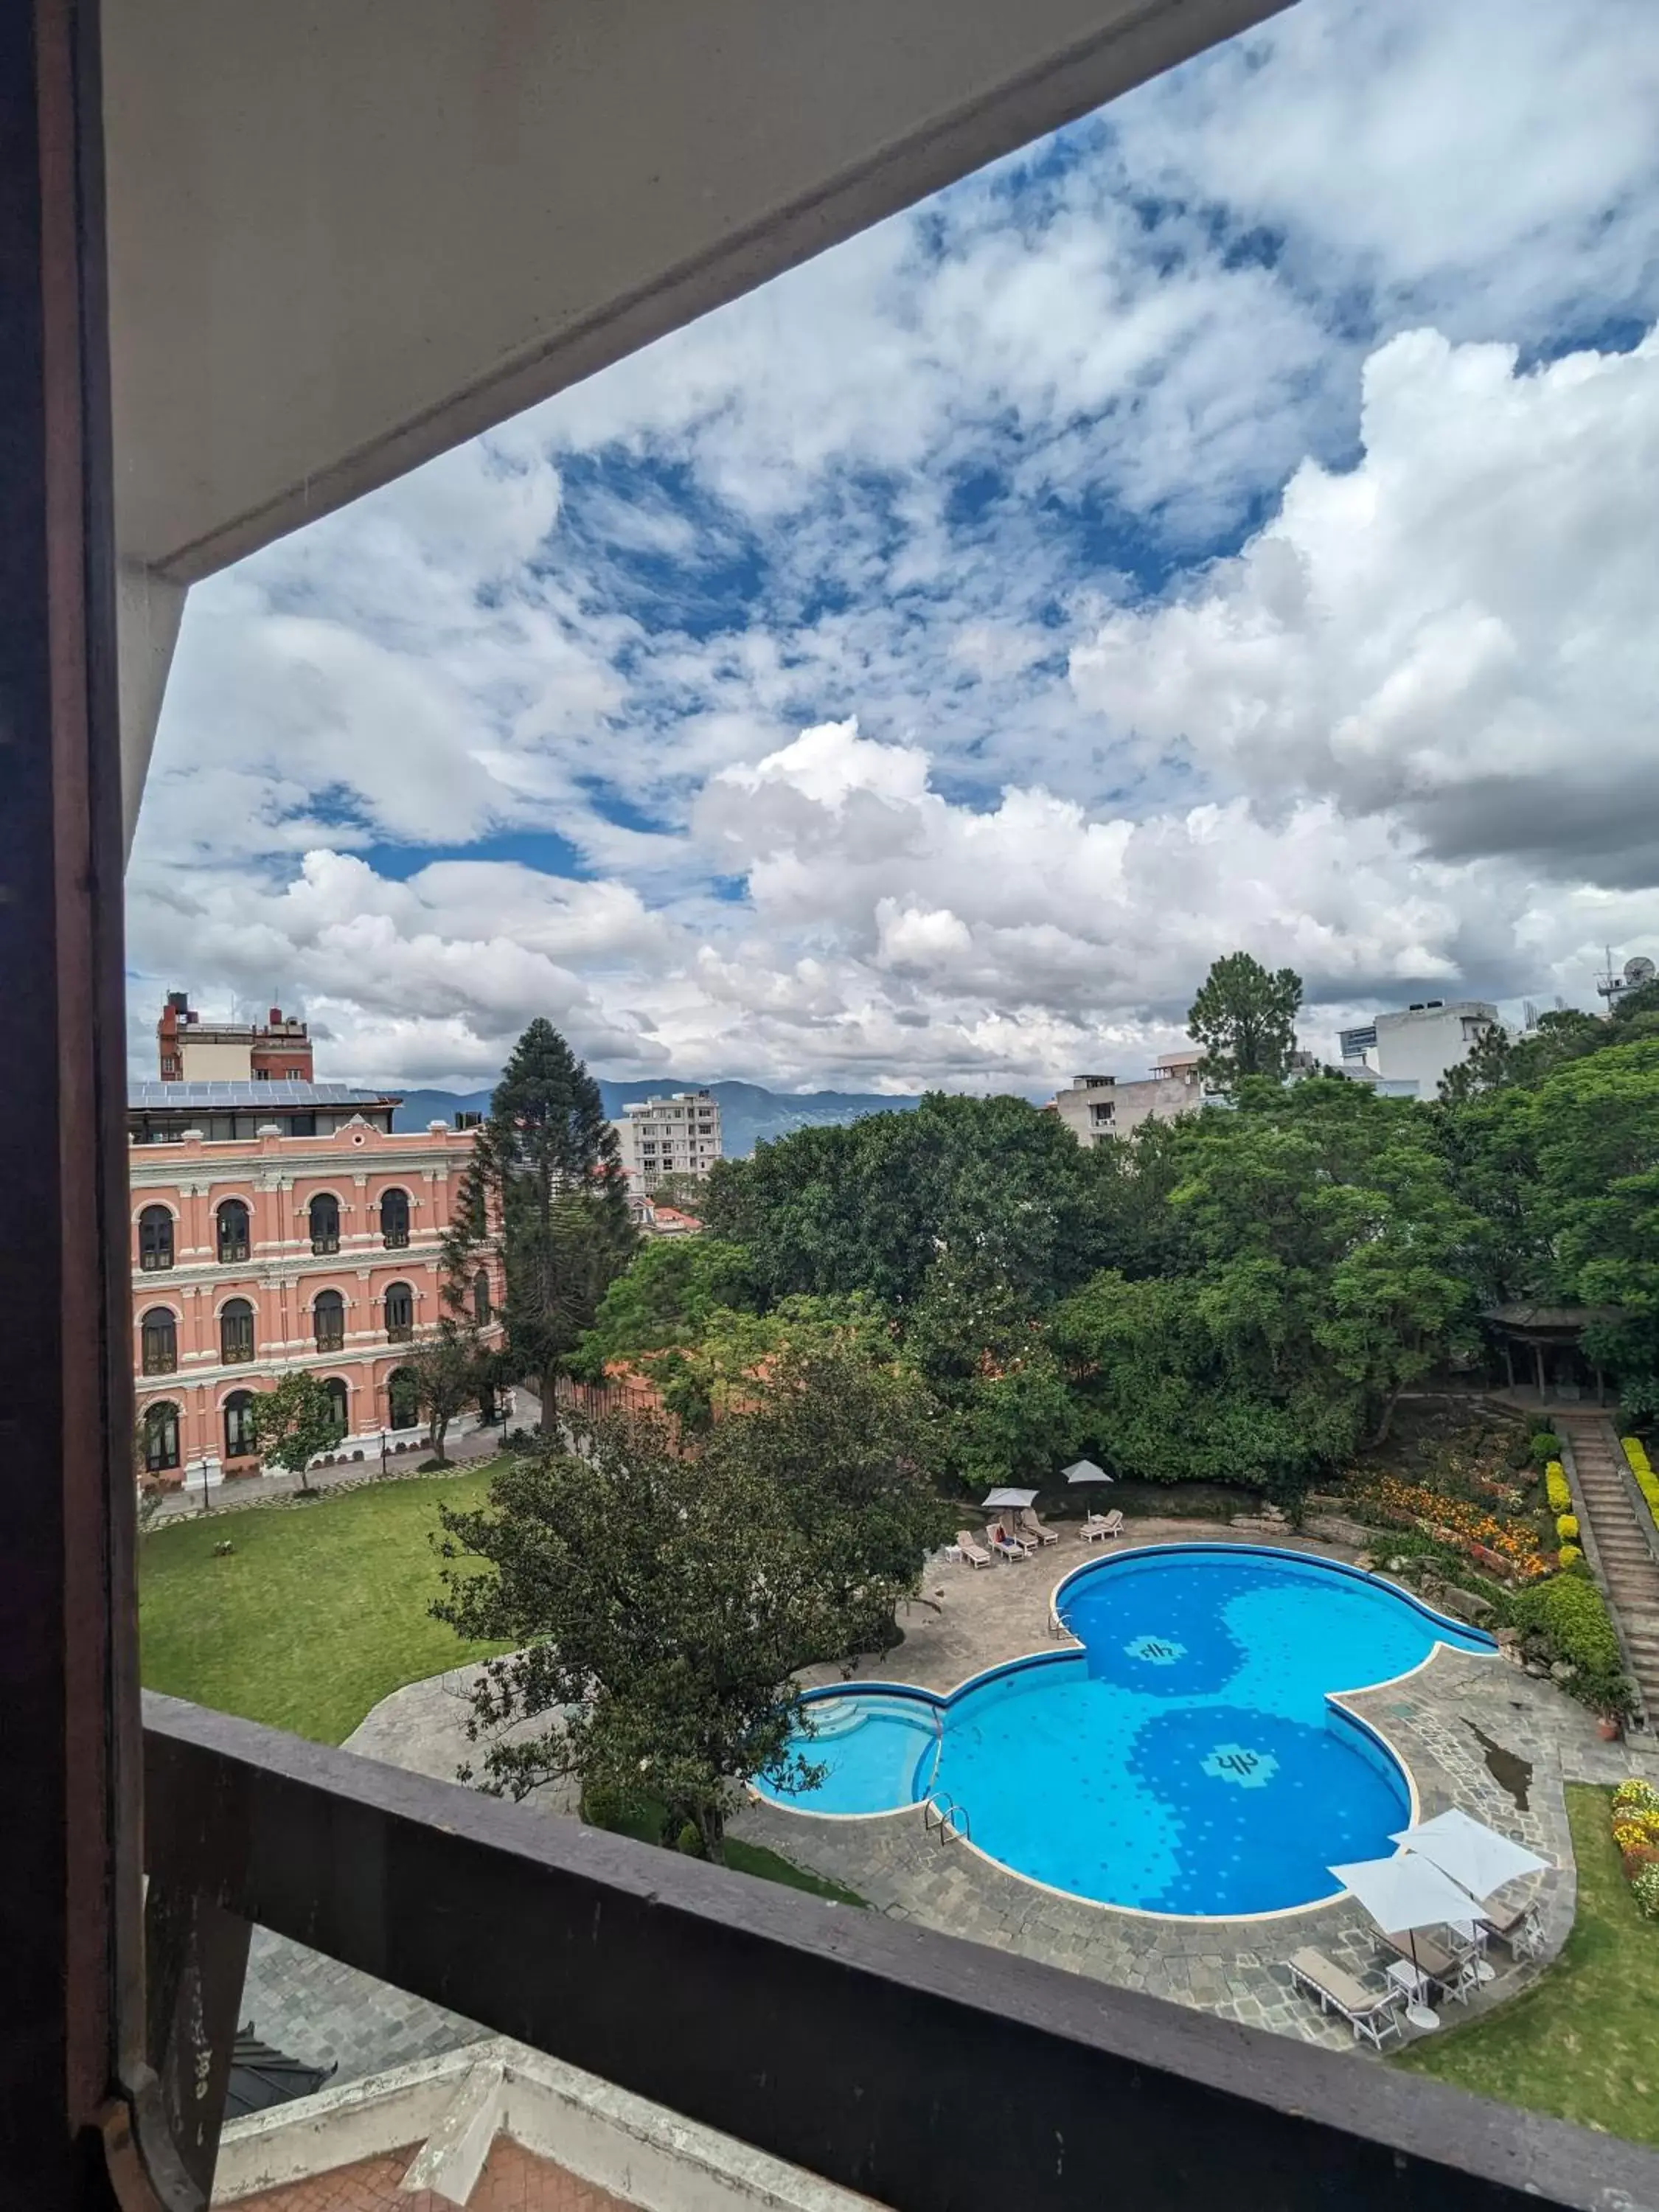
[322,1376,349,1439]
[308,1192,341,1254]
[387,1366,419,1430]
[142,1400,180,1472]
[219,1297,255,1364]
[313,1288,345,1352]
[223,1389,258,1459]
[380,1187,411,1249]
[139,1307,177,1375]
[138,1205,174,1271]
[216,1197,250,1263]
[383,1281,414,1342]
[472,1268,491,1324]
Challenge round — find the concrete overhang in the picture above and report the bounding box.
[102,0,1290,828]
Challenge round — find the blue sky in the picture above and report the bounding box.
[128,0,1659,1092]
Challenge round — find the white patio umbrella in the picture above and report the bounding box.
[1389,1807,1549,1904]
[981,1487,1038,1510]
[1329,1852,1479,2024]
[1062,1459,1112,1485]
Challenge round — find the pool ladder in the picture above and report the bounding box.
[922,1791,971,1846]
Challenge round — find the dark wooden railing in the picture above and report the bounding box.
[142,1693,1659,2212]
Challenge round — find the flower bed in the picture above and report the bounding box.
[1348,1475,1550,1582]
[1612,1781,1659,1918]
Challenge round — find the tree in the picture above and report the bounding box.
[1186,951,1303,1091]
[248,1371,338,1494]
[445,1018,636,1425]
[407,1320,483,1463]
[647,1169,712,1216]
[569,1237,759,1380]
[434,1413,835,1863]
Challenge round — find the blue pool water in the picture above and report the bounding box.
[756,1545,1495,1915]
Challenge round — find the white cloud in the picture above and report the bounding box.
[1068,326,1659,882]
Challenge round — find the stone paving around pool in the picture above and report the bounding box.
[730,1521,1659,2053]
[241,1519,1659,2077]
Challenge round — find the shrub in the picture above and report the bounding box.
[1624,1436,1659,1524]
[1555,1513,1579,1541]
[1633,1864,1659,1921]
[1613,1778,1659,1818]
[1543,1461,1572,1514]
[1510,1574,1634,1716]
[1557,1543,1583,1568]
[675,1820,706,1857]
[1529,1430,1563,1470]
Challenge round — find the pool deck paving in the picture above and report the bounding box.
[731,1520,1659,2052]
[241,1518,1659,2076]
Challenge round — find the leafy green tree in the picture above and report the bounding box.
[248,1371,339,1494]
[701,1338,951,1658]
[406,1320,484,1463]
[642,1293,891,1431]
[435,1416,832,1860]
[445,1018,636,1424]
[569,1237,758,1380]
[902,1249,1075,1490]
[1186,951,1303,1090]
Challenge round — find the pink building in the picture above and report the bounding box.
[130,1079,500,1486]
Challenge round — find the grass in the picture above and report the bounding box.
[590,1792,866,1907]
[141,1466,868,1907]
[1395,1786,1659,2143]
[140,1466,509,1744]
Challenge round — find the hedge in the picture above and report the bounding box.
[1509,1572,1634,1718]
[1624,1436,1659,1526]
[1544,1460,1572,1514]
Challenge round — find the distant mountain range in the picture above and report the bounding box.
[392,1077,926,1157]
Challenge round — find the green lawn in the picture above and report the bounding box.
[140,1467,509,1744]
[140,1468,866,1907]
[1395,1785,1659,2143]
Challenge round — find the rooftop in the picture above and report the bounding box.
[128,1080,401,1110]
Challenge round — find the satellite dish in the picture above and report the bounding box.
[1626,955,1657,985]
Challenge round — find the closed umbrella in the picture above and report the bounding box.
[1329,1853,1478,2028]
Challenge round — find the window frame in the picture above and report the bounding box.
[218,1297,256,1366]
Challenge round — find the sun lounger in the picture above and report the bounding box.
[1082,1509,1124,1543]
[1017,1508,1060,1546]
[1380,1931,1476,2003]
[987,1523,1032,1561]
[1481,1898,1543,1958]
[955,1530,992,1569]
[1287,1950,1405,2049]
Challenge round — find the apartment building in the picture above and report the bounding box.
[131,1076,498,1489]
[1048,1049,1208,1147]
[611,1088,723,1196]
[156,989,314,1082]
[1338,999,1499,1099]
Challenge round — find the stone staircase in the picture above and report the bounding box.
[1557,1412,1659,1722]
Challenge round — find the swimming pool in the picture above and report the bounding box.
[755,1544,1495,1916]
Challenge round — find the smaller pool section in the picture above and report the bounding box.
[757,1545,1494,1916]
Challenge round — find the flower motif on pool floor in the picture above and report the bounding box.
[1202,1743,1279,1789]
[1125,1634,1187,1665]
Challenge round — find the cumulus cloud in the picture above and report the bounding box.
[1069,327,1659,884]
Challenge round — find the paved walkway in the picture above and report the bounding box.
[1557,1411,1659,1718]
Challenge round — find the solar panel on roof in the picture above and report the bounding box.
[127,1080,399,1108]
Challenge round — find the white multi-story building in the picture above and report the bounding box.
[1048,1049,1208,1147]
[611,1089,723,1195]
[1338,1000,1499,1099]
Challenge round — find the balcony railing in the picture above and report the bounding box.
[139,1691,1650,2212]
[141,1344,178,1376]
[313,1326,344,1352]
[383,1228,411,1249]
[310,1233,340,1254]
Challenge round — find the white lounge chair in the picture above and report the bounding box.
[1380,1930,1477,2003]
[955,1529,992,1569]
[1287,1949,1405,2049]
[987,1523,1032,1562]
[1481,1897,1543,1958]
[1082,1509,1124,1543]
[1017,1507,1060,1547]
